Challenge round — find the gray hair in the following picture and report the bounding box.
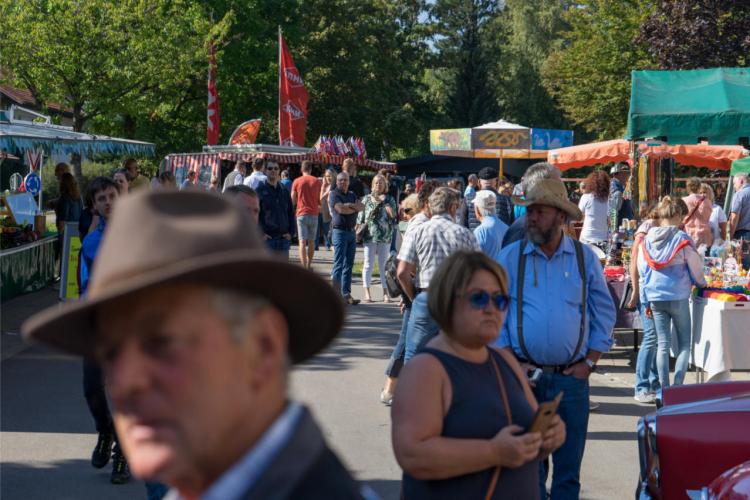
[210,288,271,342]
[737,172,749,185]
[429,187,460,215]
[521,162,561,193]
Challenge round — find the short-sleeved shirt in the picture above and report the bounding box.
[329,188,358,231]
[398,214,480,288]
[348,176,366,199]
[731,184,750,232]
[291,175,322,216]
[244,171,268,191]
[129,175,150,191]
[710,204,727,240]
[578,193,609,243]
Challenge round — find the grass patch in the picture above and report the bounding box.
[351,261,380,278]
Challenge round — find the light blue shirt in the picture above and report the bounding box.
[473,215,508,261]
[731,184,750,232]
[165,403,304,500]
[496,235,616,365]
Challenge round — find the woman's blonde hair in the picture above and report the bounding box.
[371,174,387,195]
[656,195,686,220]
[699,183,715,203]
[428,251,508,337]
[400,193,419,218]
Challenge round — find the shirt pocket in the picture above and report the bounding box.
[563,277,585,323]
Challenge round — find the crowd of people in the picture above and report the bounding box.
[33,156,750,500]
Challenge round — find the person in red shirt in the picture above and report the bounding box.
[291,161,322,269]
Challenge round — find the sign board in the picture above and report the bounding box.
[531,129,573,150]
[23,172,41,196]
[429,128,472,151]
[471,129,530,150]
[59,222,82,301]
[3,192,38,226]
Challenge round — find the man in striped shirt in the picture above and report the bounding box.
[397,187,480,362]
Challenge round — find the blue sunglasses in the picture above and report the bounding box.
[465,290,509,312]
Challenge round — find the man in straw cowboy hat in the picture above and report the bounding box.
[494,178,615,499]
[23,190,365,499]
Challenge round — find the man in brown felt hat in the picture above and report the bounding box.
[23,190,365,500]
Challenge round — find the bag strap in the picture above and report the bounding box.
[516,238,587,367]
[485,351,513,500]
[682,194,706,225]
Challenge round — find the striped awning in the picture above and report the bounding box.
[166,151,397,174]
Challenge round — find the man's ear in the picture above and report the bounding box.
[244,307,289,388]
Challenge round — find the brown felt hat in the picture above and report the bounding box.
[511,178,583,221]
[22,190,344,363]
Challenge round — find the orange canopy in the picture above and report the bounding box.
[548,140,747,171]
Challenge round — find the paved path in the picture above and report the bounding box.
[1,247,668,499]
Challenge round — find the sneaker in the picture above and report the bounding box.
[344,295,360,305]
[91,433,114,469]
[110,452,131,484]
[634,392,656,404]
[589,400,601,411]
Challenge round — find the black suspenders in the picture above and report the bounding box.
[516,238,587,367]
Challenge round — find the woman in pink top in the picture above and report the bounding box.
[682,177,713,247]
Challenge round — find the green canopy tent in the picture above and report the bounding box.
[626,68,750,145]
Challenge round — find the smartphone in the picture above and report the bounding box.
[527,392,563,434]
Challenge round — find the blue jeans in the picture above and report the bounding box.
[145,482,169,500]
[385,304,410,377]
[266,237,291,260]
[404,292,440,362]
[651,299,692,388]
[316,215,331,249]
[635,302,660,395]
[331,229,356,296]
[534,373,590,500]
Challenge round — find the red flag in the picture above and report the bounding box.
[207,43,220,146]
[278,29,309,147]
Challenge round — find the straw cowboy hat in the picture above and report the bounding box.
[22,190,344,363]
[512,178,583,221]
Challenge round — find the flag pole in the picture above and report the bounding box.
[278,25,282,146]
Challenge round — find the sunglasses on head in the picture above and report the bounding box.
[464,290,509,312]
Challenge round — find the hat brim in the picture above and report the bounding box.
[511,195,583,221]
[22,250,343,364]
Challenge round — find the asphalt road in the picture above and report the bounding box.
[2,248,653,499]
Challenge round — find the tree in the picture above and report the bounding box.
[430,0,501,127]
[488,0,573,130]
[542,0,656,139]
[0,0,230,170]
[638,0,750,69]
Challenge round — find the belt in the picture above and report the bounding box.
[415,287,427,294]
[516,356,584,374]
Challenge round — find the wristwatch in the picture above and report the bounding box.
[584,358,597,373]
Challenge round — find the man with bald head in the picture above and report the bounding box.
[329,171,364,304]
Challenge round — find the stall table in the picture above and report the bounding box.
[1,235,57,301]
[690,296,750,382]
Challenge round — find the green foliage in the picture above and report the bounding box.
[542,0,657,140]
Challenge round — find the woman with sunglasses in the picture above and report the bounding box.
[392,251,565,499]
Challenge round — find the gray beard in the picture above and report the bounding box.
[526,224,557,246]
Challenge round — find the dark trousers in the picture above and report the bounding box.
[735,229,750,270]
[83,359,121,453]
[534,372,590,500]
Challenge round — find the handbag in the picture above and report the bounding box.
[486,352,513,500]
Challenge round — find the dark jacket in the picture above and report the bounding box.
[257,181,295,238]
[502,214,526,248]
[463,188,513,229]
[240,407,363,500]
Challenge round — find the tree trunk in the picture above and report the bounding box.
[72,106,85,180]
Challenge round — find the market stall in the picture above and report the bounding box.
[1,106,155,301]
[165,143,397,188]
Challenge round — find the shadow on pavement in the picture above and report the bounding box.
[1,346,93,434]
[1,459,143,500]
[586,431,638,441]
[595,401,654,418]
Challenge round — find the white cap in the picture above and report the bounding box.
[474,190,496,211]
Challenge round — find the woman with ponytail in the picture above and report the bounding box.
[637,196,706,388]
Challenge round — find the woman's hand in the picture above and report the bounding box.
[490,425,542,468]
[625,295,638,310]
[540,415,565,455]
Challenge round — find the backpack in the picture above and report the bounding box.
[384,254,404,299]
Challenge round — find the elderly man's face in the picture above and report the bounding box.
[96,284,287,488]
[337,173,349,192]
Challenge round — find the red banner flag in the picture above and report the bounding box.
[228,119,262,145]
[278,29,309,147]
[207,43,220,146]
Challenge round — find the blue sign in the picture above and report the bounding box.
[24,172,41,196]
[531,129,573,150]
